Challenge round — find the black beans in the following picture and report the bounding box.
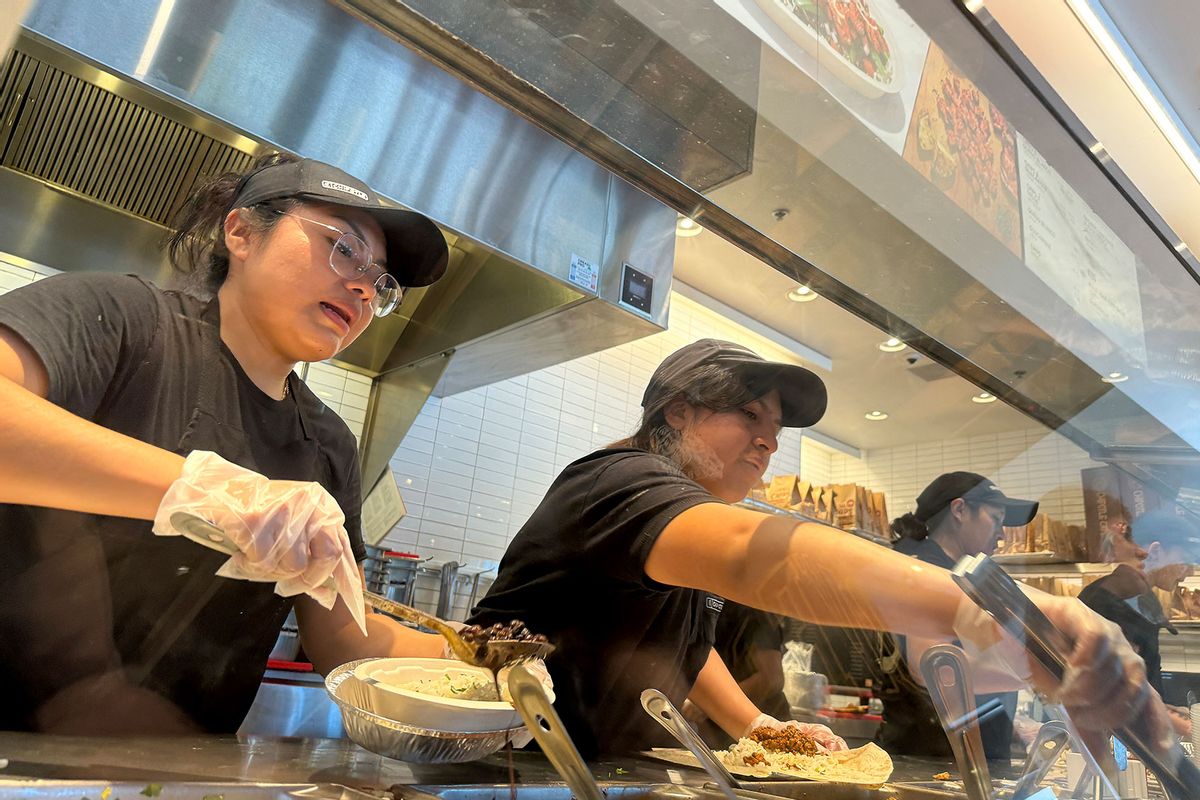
[460,620,549,645]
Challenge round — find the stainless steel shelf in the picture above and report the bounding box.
[736,498,893,548]
[997,561,1115,578]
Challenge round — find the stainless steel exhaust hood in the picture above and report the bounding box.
[5,1,683,489]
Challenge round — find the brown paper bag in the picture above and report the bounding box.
[793,481,815,517]
[833,484,859,530]
[767,475,799,509]
[814,485,834,523]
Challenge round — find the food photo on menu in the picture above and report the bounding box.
[716,0,933,154]
[901,41,1023,257]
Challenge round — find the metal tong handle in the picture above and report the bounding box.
[640,689,740,800]
[953,553,1200,800]
[1011,720,1070,800]
[507,664,604,800]
[920,644,993,800]
[170,512,481,664]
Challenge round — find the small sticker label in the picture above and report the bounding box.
[568,253,598,293]
[321,180,369,201]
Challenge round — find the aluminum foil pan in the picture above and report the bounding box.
[326,660,524,763]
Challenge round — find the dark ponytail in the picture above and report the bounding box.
[891,512,929,541]
[164,151,300,297]
[613,364,757,457]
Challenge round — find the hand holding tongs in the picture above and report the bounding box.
[953,553,1200,800]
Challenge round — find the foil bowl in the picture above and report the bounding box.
[326,660,525,763]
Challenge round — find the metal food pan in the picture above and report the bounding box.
[0,780,387,799]
[402,782,964,800]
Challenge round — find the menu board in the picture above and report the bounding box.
[901,43,1021,257]
[715,0,1146,361]
[1017,136,1145,359]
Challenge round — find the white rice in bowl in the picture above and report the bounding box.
[397,671,509,703]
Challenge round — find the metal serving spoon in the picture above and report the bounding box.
[170,511,554,673]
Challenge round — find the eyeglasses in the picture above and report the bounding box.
[275,210,403,317]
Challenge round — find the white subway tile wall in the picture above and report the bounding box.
[383,291,806,613]
[820,428,1101,526]
[300,361,372,444]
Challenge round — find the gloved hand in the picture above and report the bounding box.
[152,450,366,635]
[952,585,1168,741]
[743,713,847,751]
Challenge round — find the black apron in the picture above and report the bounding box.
[0,299,335,733]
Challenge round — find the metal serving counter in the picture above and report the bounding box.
[0,735,964,798]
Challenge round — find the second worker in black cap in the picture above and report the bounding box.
[876,472,1039,759]
[470,341,1162,758]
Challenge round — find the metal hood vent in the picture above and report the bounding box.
[6,9,678,491]
[0,41,255,226]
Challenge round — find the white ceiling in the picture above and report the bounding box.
[983,0,1200,256]
[1098,0,1200,155]
[671,231,1040,451]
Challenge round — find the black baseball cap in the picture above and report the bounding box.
[230,157,448,287]
[915,471,1038,527]
[641,339,827,427]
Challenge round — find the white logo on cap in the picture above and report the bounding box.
[320,180,368,201]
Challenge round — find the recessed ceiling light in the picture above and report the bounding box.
[878,337,906,353]
[971,392,997,404]
[675,216,702,237]
[786,285,817,302]
[864,410,889,421]
[1102,371,1129,384]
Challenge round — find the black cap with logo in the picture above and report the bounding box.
[641,339,828,428]
[914,471,1038,527]
[230,157,448,287]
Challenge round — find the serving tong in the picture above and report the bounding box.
[506,664,605,800]
[641,689,741,800]
[171,512,554,672]
[952,553,1200,800]
[920,644,994,800]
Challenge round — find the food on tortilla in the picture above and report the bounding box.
[933,772,951,781]
[749,724,822,756]
[718,732,893,784]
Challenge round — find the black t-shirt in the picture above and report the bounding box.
[0,273,364,732]
[469,448,722,757]
[1079,579,1173,693]
[876,536,1016,759]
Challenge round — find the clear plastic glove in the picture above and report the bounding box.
[952,585,1168,741]
[743,712,847,751]
[152,450,366,635]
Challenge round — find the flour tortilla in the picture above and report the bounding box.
[644,741,893,786]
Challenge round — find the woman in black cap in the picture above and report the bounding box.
[0,152,452,733]
[875,472,1038,759]
[470,342,1161,758]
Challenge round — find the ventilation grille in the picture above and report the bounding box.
[0,48,255,226]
